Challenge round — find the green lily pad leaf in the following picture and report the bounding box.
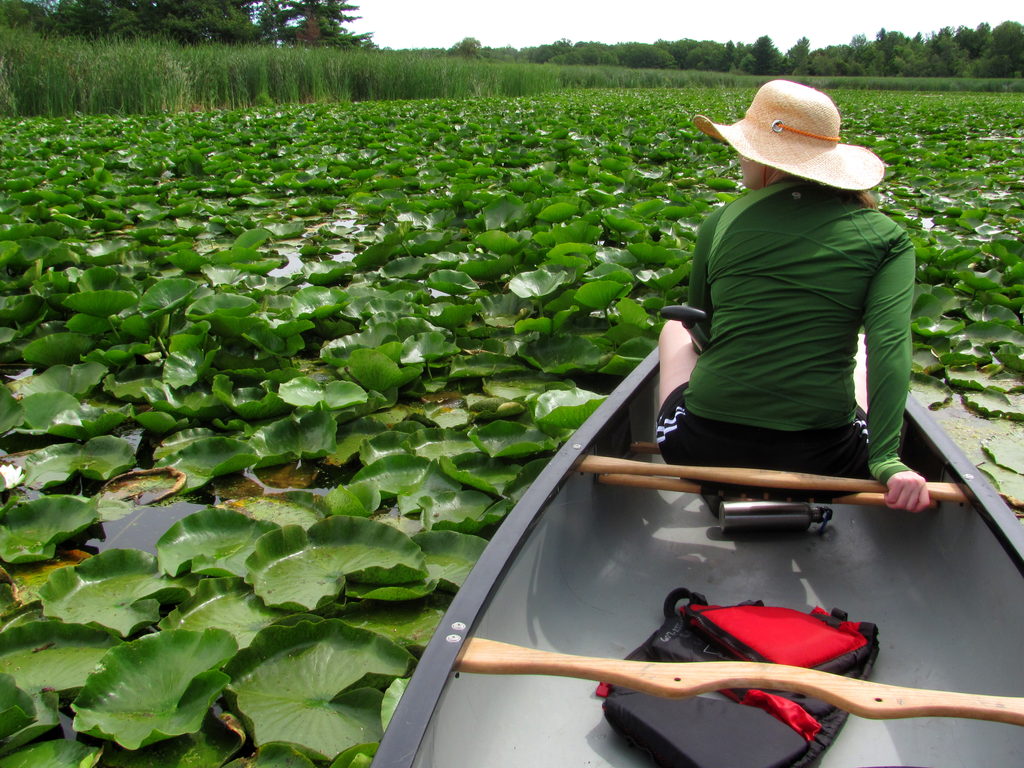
[483,195,526,229]
[159,577,290,649]
[249,408,339,467]
[508,269,572,299]
[468,420,560,458]
[345,349,423,393]
[0,495,99,563]
[220,496,322,529]
[351,455,433,499]
[381,678,406,731]
[401,332,459,365]
[23,436,136,489]
[155,437,258,491]
[8,362,106,398]
[0,678,58,755]
[413,530,487,592]
[244,517,428,610]
[910,373,953,410]
[323,484,379,518]
[437,453,519,496]
[137,278,202,317]
[425,269,478,295]
[0,391,23,435]
[95,711,243,768]
[278,378,368,409]
[963,390,1024,421]
[343,580,436,601]
[212,377,291,421]
[0,621,119,694]
[330,742,378,768]
[337,596,449,653]
[39,549,189,637]
[21,333,93,366]
[72,628,237,749]
[157,507,279,577]
[18,392,127,441]
[0,675,34,741]
[224,619,413,759]
[911,317,966,338]
[187,293,258,321]
[246,742,319,767]
[531,387,606,434]
[982,435,1024,474]
[0,739,101,768]
[420,491,505,533]
[519,335,606,374]
[574,280,629,310]
[63,290,137,317]
[536,201,577,223]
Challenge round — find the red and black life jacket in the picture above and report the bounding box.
[600,587,879,768]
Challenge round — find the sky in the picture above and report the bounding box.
[349,1,1022,53]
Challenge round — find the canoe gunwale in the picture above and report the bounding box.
[903,394,1024,577]
[372,348,1024,766]
[372,349,660,767]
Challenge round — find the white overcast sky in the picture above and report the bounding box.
[350,1,1022,52]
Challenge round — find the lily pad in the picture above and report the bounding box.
[224,619,412,759]
[22,436,136,489]
[412,530,487,591]
[244,516,428,611]
[157,507,279,578]
[0,739,101,768]
[0,621,119,694]
[159,577,290,649]
[96,711,243,768]
[982,435,1024,475]
[39,549,190,637]
[72,628,237,749]
[468,420,560,458]
[0,495,99,563]
[420,491,505,534]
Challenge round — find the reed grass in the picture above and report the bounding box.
[2,28,1021,117]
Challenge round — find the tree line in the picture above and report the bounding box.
[461,23,1024,79]
[0,0,371,46]
[1,0,1021,79]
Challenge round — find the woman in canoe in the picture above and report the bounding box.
[657,80,930,512]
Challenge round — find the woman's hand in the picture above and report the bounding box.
[884,471,931,512]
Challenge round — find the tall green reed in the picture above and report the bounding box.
[1,28,1020,117]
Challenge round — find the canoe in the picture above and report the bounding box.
[373,347,1024,768]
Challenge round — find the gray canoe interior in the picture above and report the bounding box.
[410,397,1024,767]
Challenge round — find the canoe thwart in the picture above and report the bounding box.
[457,638,1024,727]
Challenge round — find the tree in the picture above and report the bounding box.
[263,0,371,46]
[616,42,675,69]
[786,37,811,73]
[449,37,481,58]
[0,0,51,32]
[746,36,783,75]
[981,20,1024,77]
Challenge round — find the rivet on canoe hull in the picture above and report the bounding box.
[451,622,467,631]
[446,634,462,643]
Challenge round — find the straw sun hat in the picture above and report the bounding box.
[694,80,885,191]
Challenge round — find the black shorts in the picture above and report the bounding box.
[656,384,871,479]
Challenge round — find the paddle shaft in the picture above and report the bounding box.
[578,455,968,504]
[458,639,1024,726]
[594,472,903,508]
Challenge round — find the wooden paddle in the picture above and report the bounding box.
[578,455,968,504]
[457,638,1024,726]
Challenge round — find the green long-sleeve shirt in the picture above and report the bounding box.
[685,181,916,483]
